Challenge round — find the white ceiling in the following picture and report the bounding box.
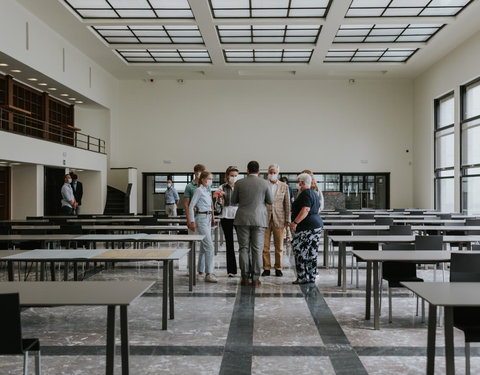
[15,0,480,80]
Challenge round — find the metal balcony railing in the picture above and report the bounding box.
[0,107,106,154]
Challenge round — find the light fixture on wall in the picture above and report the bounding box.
[48,87,57,91]
[38,83,48,86]
[10,69,21,73]
[27,77,38,81]
[75,101,83,104]
[60,93,69,97]
[0,63,8,67]
[68,97,76,101]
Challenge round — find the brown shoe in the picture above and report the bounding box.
[241,277,249,286]
[252,280,261,287]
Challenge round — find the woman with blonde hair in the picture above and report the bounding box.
[189,171,217,283]
[301,169,324,211]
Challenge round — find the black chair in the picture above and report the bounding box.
[0,293,41,375]
[450,253,480,375]
[415,235,444,281]
[381,243,423,323]
[437,213,452,219]
[388,225,412,235]
[375,218,394,226]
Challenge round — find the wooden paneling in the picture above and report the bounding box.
[0,166,11,220]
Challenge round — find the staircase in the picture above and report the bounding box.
[104,185,129,214]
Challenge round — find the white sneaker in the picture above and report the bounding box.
[205,273,218,283]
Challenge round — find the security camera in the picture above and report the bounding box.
[177,79,184,84]
[149,78,154,83]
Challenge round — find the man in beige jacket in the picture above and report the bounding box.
[262,164,291,277]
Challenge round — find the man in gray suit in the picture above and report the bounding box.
[232,161,273,286]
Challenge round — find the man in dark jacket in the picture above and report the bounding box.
[70,173,83,215]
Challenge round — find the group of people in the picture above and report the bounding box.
[60,173,83,215]
[182,161,324,286]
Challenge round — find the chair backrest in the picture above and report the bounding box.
[392,208,405,212]
[388,225,412,235]
[0,293,24,354]
[358,214,375,219]
[60,224,84,234]
[375,218,394,226]
[437,213,452,219]
[415,235,443,250]
[450,253,480,282]
[382,243,415,251]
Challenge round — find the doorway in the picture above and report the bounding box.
[44,166,66,216]
[0,166,10,220]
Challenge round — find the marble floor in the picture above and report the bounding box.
[1,242,479,375]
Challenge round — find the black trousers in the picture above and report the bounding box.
[221,218,237,275]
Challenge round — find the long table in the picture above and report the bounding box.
[4,248,189,330]
[402,282,480,375]
[351,250,452,330]
[0,281,153,375]
[330,235,480,292]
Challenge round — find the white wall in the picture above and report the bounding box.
[413,29,480,210]
[112,79,414,211]
[76,169,103,214]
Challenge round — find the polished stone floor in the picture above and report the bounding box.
[1,242,479,374]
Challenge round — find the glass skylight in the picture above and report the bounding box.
[217,25,321,44]
[117,49,211,63]
[224,49,313,63]
[93,26,203,44]
[334,24,443,43]
[324,48,417,62]
[64,0,193,19]
[210,0,331,18]
[346,0,472,18]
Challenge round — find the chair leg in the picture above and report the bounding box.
[24,352,29,375]
[35,350,41,375]
[388,287,393,323]
[356,261,359,289]
[350,254,353,284]
[421,298,425,323]
[416,295,419,316]
[379,278,383,316]
[466,342,471,375]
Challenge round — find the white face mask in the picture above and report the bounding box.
[206,179,213,187]
[296,183,301,190]
[195,173,201,179]
[229,176,237,184]
[68,178,72,184]
[268,174,278,182]
[167,183,172,188]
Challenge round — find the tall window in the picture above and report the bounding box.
[461,78,480,214]
[434,92,455,213]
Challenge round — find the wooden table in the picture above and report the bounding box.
[351,250,452,330]
[402,282,480,375]
[0,281,153,375]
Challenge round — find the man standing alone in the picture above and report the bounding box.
[61,174,77,215]
[165,178,179,217]
[232,161,273,286]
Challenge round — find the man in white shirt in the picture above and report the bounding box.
[60,174,77,215]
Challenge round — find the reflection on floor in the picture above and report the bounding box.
[0,243,479,375]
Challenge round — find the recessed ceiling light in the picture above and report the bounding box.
[0,161,7,164]
[10,69,21,73]
[60,93,69,97]
[68,97,76,101]
[0,63,8,67]
[27,78,38,81]
[10,163,21,166]
[75,101,84,104]
[48,87,57,91]
[38,83,48,86]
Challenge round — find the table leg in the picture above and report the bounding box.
[169,260,174,320]
[192,241,197,287]
[427,303,437,375]
[50,261,56,281]
[373,261,379,330]
[214,225,219,256]
[365,261,372,320]
[444,306,455,375]
[120,306,130,375]
[342,243,347,292]
[188,245,193,292]
[64,262,69,281]
[337,242,344,287]
[40,261,45,281]
[162,260,168,330]
[7,260,14,281]
[323,229,329,268]
[73,262,78,281]
[106,305,116,375]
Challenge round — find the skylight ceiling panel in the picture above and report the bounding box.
[337,28,370,37]
[356,50,384,57]
[289,9,326,17]
[173,37,203,43]
[117,9,156,17]
[370,27,403,36]
[78,9,118,18]
[327,50,355,57]
[107,37,139,43]
[420,7,461,15]
[155,57,183,62]
[383,49,415,56]
[397,35,429,41]
[150,50,180,57]
[380,56,408,61]
[139,37,172,43]
[365,36,397,42]
[119,51,151,57]
[352,56,379,61]
[255,50,283,57]
[346,8,384,17]
[285,36,316,42]
[155,9,194,17]
[109,0,150,7]
[226,50,254,57]
[150,0,192,8]
[389,0,430,6]
[291,0,330,6]
[402,27,438,35]
[429,0,469,6]
[253,29,285,37]
[255,58,282,62]
[134,29,168,37]
[333,36,365,42]
[287,29,319,36]
[99,29,133,37]
[128,57,155,62]
[253,37,284,43]
[67,0,110,8]
[220,29,251,37]
[324,57,350,61]
[222,37,252,43]
[211,0,249,7]
[251,9,289,17]
[167,29,201,37]
[253,0,290,8]
[383,8,423,16]
[215,9,250,17]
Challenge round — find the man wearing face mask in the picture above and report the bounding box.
[262,164,291,277]
[165,178,179,217]
[60,173,77,215]
[184,163,206,230]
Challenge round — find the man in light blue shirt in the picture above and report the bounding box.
[61,174,77,215]
[165,179,179,217]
